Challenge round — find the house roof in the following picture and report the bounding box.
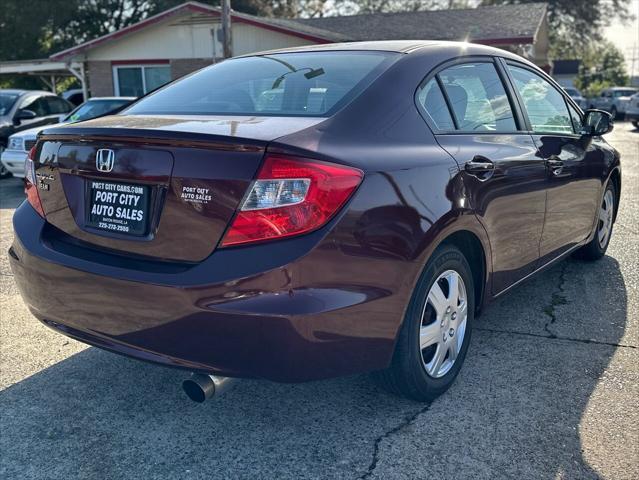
[291,3,548,45]
[50,1,547,62]
[50,1,344,61]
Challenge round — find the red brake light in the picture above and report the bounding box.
[220,154,363,247]
[24,146,45,218]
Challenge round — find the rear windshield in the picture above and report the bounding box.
[125,51,398,117]
[65,99,132,123]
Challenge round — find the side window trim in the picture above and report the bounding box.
[501,59,583,137]
[495,57,531,131]
[415,55,526,135]
[567,102,583,134]
[434,74,459,130]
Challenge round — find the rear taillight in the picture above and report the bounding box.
[220,154,363,247]
[24,146,45,218]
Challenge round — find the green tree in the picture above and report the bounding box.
[0,0,260,63]
[0,0,232,88]
[0,0,77,60]
[480,0,632,51]
[575,41,629,97]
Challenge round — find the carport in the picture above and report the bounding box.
[0,59,88,99]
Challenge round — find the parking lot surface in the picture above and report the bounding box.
[1,124,637,480]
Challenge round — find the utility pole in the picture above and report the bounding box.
[221,0,232,59]
[210,28,217,63]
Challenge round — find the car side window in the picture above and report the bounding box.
[438,62,517,132]
[416,78,455,131]
[507,65,573,135]
[20,96,48,117]
[46,97,73,114]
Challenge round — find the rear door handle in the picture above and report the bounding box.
[546,156,564,176]
[465,157,495,178]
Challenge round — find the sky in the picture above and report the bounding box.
[604,0,639,78]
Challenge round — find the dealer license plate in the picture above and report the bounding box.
[87,180,150,236]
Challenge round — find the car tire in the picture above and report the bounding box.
[375,244,474,402]
[0,150,10,178]
[610,106,618,119]
[632,120,638,129]
[574,180,616,261]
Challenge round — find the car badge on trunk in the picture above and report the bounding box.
[96,149,115,173]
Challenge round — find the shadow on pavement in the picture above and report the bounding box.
[0,254,628,479]
[409,255,630,479]
[0,177,25,210]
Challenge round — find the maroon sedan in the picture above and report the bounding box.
[10,41,620,402]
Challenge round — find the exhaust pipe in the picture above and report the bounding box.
[182,374,236,403]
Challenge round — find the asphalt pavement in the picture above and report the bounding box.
[0,123,637,480]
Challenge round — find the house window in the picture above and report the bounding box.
[113,64,171,97]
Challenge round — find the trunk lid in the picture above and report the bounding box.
[34,115,324,262]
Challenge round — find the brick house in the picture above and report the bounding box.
[45,1,549,98]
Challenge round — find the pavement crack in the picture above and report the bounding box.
[359,403,431,479]
[475,327,637,349]
[542,262,569,339]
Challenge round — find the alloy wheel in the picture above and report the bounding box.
[598,189,614,248]
[420,269,468,378]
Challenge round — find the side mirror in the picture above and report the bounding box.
[581,109,613,136]
[14,109,37,124]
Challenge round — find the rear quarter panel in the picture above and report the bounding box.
[271,48,495,339]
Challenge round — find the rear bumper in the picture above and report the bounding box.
[0,149,27,177]
[10,201,415,382]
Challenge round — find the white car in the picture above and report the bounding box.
[1,96,134,177]
[588,87,639,118]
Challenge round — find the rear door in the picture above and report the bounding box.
[417,58,547,294]
[598,90,612,111]
[504,62,603,263]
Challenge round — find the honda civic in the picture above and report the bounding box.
[9,41,620,402]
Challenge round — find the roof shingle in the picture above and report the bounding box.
[289,3,548,44]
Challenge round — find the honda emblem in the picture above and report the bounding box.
[96,149,115,173]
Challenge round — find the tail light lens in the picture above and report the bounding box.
[24,146,45,218]
[221,154,363,247]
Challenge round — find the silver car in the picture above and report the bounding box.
[1,96,134,177]
[563,87,587,109]
[588,87,639,118]
[626,92,639,128]
[0,89,74,176]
